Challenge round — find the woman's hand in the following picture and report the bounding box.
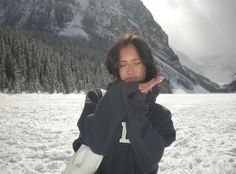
[138,76,165,93]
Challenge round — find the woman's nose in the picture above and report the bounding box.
[127,64,134,74]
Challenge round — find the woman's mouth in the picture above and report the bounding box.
[125,77,138,82]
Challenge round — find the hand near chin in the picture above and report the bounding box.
[138,76,165,93]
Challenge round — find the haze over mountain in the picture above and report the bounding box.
[176,50,236,84]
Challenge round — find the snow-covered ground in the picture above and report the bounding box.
[0,93,236,174]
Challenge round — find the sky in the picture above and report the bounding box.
[141,0,236,60]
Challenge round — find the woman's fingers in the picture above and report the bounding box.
[139,76,164,87]
[139,78,155,87]
[139,76,164,88]
[139,76,165,93]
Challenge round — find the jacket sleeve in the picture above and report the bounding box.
[73,89,103,152]
[124,83,176,174]
[78,81,129,155]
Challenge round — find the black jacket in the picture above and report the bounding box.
[73,81,176,174]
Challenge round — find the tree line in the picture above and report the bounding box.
[0,26,112,93]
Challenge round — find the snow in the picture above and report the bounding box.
[109,2,126,16]
[59,2,89,39]
[75,0,89,11]
[17,3,33,28]
[0,93,236,174]
[59,14,89,38]
[0,93,85,174]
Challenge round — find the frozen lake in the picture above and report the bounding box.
[0,93,236,174]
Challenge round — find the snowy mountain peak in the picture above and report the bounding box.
[0,0,222,93]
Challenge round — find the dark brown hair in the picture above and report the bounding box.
[105,33,158,82]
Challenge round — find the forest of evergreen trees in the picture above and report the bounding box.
[0,26,113,93]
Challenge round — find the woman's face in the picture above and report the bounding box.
[119,44,146,83]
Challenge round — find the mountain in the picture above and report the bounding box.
[227,80,236,92]
[0,0,223,93]
[175,50,203,74]
[175,49,236,84]
[197,55,236,84]
[216,78,236,93]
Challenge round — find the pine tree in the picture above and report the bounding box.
[0,37,7,91]
[0,61,7,92]
[0,26,114,93]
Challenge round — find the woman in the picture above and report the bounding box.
[72,34,176,174]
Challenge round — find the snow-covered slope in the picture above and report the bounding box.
[59,0,89,38]
[0,0,222,93]
[174,50,204,74]
[1,93,236,173]
[154,55,209,93]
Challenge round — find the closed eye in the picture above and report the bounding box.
[119,63,128,68]
[133,60,142,65]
